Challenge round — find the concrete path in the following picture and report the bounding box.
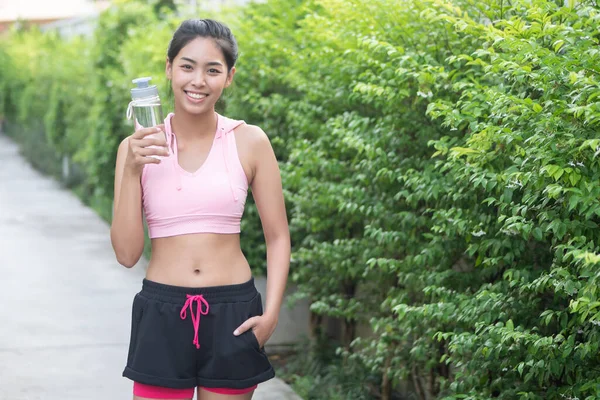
[0,133,301,400]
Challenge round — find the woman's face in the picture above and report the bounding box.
[166,37,234,116]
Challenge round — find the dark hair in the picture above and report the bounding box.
[167,19,238,72]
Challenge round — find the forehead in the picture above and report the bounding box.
[176,37,224,62]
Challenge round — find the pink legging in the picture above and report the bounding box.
[134,382,257,398]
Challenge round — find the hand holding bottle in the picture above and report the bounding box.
[125,76,168,174]
[125,125,169,173]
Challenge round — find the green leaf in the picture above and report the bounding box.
[517,362,525,376]
[569,71,579,84]
[553,39,565,52]
[563,346,573,358]
[506,319,514,331]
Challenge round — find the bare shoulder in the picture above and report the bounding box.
[234,123,271,151]
[233,123,275,182]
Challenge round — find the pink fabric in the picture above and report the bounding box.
[133,382,257,398]
[141,112,249,238]
[202,385,257,394]
[180,294,210,349]
[133,382,193,399]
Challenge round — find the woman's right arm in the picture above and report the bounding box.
[110,126,167,268]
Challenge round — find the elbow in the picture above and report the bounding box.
[110,231,143,268]
[115,253,140,268]
[113,246,142,268]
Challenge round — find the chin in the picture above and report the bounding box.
[177,100,213,116]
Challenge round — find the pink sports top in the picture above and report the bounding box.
[141,113,248,238]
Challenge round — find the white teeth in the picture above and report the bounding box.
[186,92,206,99]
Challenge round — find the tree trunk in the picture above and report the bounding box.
[342,318,356,348]
[309,310,322,340]
[412,365,426,400]
[342,280,357,347]
[381,355,392,400]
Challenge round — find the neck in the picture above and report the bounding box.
[171,109,218,141]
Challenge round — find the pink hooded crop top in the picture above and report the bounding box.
[141,113,248,238]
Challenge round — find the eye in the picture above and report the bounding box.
[208,68,221,74]
[181,64,193,70]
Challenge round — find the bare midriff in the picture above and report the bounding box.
[146,233,252,288]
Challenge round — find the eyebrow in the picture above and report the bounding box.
[180,57,224,67]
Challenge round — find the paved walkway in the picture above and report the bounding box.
[0,133,301,400]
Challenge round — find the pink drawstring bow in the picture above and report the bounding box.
[180,294,210,349]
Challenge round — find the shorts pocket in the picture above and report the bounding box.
[249,293,264,349]
[248,329,261,350]
[202,293,272,381]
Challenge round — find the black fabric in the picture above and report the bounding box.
[122,278,275,389]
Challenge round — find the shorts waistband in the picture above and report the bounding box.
[140,278,258,304]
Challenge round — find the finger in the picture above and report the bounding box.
[132,154,161,165]
[134,137,168,149]
[140,156,162,165]
[132,126,164,139]
[136,146,169,158]
[234,317,258,336]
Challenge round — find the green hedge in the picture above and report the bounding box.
[2,0,600,398]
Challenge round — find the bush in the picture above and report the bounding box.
[228,0,600,398]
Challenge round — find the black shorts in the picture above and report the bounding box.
[122,278,275,389]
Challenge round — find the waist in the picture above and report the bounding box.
[140,277,258,304]
[147,233,251,286]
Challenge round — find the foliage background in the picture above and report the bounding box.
[2,0,600,398]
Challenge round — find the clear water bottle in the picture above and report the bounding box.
[127,76,166,159]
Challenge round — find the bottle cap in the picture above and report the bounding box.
[131,77,159,99]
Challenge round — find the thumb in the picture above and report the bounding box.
[233,316,258,336]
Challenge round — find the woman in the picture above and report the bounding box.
[110,19,290,400]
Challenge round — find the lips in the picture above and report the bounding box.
[184,90,207,100]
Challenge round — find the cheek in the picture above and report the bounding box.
[171,74,187,90]
[212,76,229,90]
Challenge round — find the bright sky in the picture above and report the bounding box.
[0,0,109,22]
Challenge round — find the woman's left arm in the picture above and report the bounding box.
[233,125,290,345]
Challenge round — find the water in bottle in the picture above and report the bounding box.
[127,77,167,159]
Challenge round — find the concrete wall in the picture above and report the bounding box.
[0,18,60,34]
[254,277,311,350]
[39,0,261,39]
[40,14,99,38]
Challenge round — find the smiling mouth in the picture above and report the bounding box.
[185,91,207,100]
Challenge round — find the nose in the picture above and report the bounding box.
[191,71,206,87]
